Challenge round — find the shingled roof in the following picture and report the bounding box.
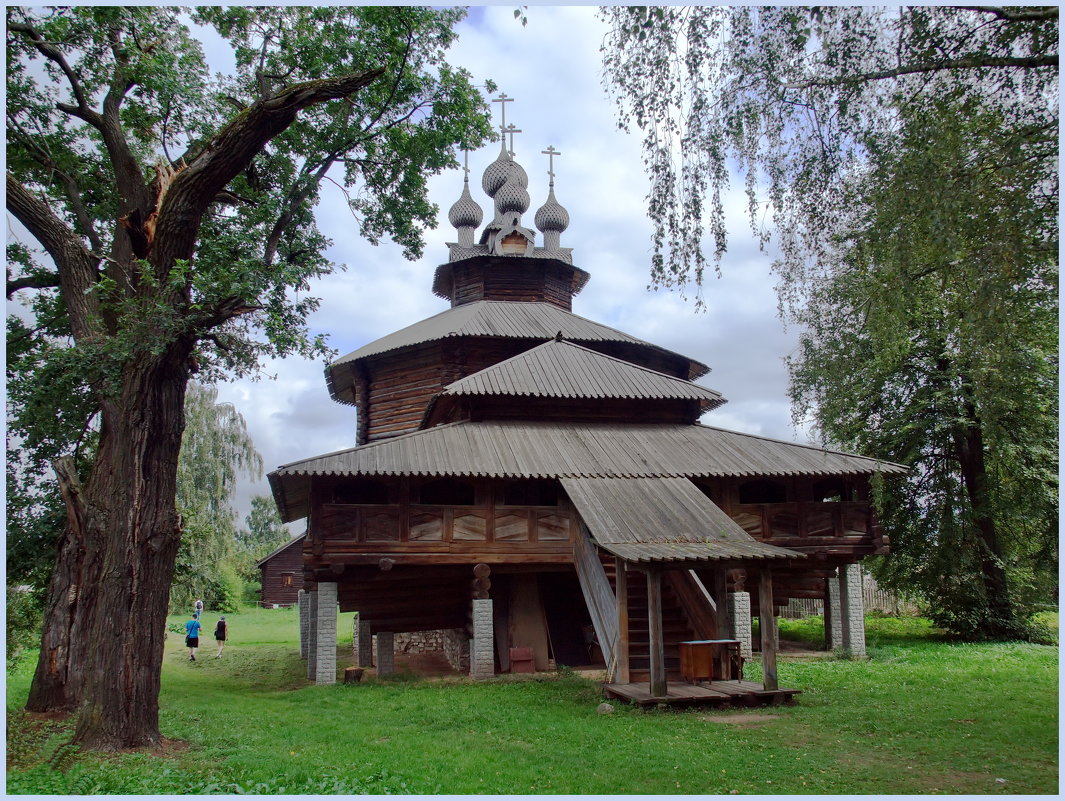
[561,476,803,563]
[431,338,725,408]
[269,419,907,521]
[324,300,711,404]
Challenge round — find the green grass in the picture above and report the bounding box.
[7,609,1058,794]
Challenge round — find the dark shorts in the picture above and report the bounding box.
[215,636,226,642]
[185,636,199,647]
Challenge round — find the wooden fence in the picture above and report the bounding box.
[780,572,918,619]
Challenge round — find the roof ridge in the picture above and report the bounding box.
[442,336,724,402]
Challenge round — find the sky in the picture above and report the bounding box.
[207,5,808,524]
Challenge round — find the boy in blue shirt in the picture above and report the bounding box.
[185,613,202,661]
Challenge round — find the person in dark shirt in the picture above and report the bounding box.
[214,616,228,659]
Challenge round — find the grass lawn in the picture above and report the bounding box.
[6,608,1058,794]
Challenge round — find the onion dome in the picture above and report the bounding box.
[495,173,530,216]
[534,187,569,234]
[481,140,528,199]
[448,180,483,230]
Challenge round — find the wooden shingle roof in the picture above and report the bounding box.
[325,301,711,403]
[269,420,907,521]
[435,338,725,410]
[561,477,803,563]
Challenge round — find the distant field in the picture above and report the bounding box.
[6,610,1058,794]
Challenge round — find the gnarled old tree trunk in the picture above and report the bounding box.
[9,57,384,749]
[25,458,90,712]
[70,345,192,748]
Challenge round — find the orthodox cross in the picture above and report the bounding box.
[461,149,471,181]
[492,92,514,134]
[541,145,561,185]
[503,123,521,156]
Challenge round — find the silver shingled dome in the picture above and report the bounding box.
[534,187,570,233]
[448,180,483,229]
[482,141,528,198]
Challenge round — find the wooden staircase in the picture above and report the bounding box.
[600,555,700,682]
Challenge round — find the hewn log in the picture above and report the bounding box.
[646,568,667,698]
[615,557,629,683]
[758,569,779,691]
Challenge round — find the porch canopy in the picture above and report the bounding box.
[560,476,803,563]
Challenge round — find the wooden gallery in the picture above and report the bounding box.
[268,123,906,705]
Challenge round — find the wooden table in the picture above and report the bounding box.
[679,639,743,682]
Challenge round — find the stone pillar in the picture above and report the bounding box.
[315,582,338,685]
[825,574,844,651]
[306,590,318,680]
[470,598,495,679]
[376,632,395,676]
[728,591,753,659]
[353,612,373,667]
[298,589,308,660]
[839,563,867,657]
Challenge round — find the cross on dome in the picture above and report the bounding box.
[491,92,514,133]
[503,123,522,156]
[541,145,561,185]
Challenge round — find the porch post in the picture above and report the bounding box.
[315,581,337,685]
[646,567,667,697]
[839,563,867,657]
[711,567,732,678]
[615,557,630,683]
[758,568,779,691]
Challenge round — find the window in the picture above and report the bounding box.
[738,479,787,504]
[502,480,559,506]
[280,573,294,588]
[418,478,475,505]
[812,478,847,503]
[334,478,389,505]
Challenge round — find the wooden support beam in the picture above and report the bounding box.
[615,557,629,684]
[712,567,732,679]
[759,568,779,691]
[646,568,667,698]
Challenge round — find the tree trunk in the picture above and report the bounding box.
[25,457,89,712]
[953,413,1019,637]
[45,344,191,749]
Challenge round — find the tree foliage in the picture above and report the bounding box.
[599,5,1057,296]
[171,382,262,614]
[790,98,1058,636]
[600,6,1058,637]
[238,495,291,560]
[7,5,491,748]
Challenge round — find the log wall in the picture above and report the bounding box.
[259,537,304,606]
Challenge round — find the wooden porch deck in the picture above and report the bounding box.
[603,679,800,708]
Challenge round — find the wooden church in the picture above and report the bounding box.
[268,104,905,703]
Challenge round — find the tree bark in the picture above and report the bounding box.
[71,342,192,749]
[26,457,89,712]
[952,401,1019,637]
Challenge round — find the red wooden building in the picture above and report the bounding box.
[269,123,905,703]
[256,534,305,607]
